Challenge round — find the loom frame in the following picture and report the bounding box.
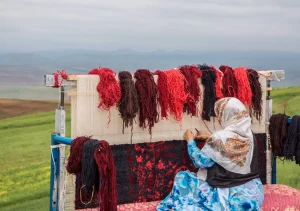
[46,69,285,211]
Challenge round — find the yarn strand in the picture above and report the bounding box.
[134,69,159,135]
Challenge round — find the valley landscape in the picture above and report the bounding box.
[0,50,299,211]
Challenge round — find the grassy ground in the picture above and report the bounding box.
[0,86,299,210]
[0,111,71,211]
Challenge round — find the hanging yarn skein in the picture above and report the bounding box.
[247,69,263,121]
[234,67,252,107]
[179,65,202,117]
[66,136,91,174]
[210,65,224,100]
[94,140,117,211]
[284,116,300,164]
[80,139,100,204]
[198,64,216,121]
[118,71,139,133]
[88,68,121,124]
[153,70,169,119]
[219,65,238,98]
[134,69,159,135]
[165,69,187,122]
[269,114,290,157]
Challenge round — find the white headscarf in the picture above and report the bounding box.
[201,97,254,174]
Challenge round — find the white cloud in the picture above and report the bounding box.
[0,0,299,51]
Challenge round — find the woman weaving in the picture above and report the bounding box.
[157,97,264,211]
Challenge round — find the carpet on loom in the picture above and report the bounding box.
[74,134,267,209]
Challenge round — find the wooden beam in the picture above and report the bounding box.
[67,75,77,81]
[44,75,76,87]
[266,87,272,91]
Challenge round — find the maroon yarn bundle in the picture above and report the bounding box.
[66,136,91,174]
[94,140,117,211]
[269,114,290,157]
[118,71,139,132]
[219,65,238,98]
[153,70,169,119]
[179,65,202,117]
[134,69,159,134]
[247,69,263,121]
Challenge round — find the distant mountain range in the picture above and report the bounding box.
[0,49,299,100]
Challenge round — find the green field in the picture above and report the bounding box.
[0,86,300,211]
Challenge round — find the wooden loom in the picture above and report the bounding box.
[44,69,285,211]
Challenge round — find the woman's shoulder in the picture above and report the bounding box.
[210,130,236,141]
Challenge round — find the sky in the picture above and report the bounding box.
[1,0,300,52]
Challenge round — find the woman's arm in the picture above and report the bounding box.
[187,139,215,168]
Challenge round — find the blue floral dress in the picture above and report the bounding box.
[156,140,264,211]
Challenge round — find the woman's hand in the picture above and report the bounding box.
[183,129,194,141]
[195,130,211,140]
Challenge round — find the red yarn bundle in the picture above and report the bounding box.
[52,70,68,88]
[94,140,117,211]
[134,69,159,134]
[165,69,187,122]
[179,65,201,117]
[66,136,91,174]
[153,70,169,119]
[219,65,238,98]
[211,65,224,100]
[234,67,253,107]
[88,67,121,111]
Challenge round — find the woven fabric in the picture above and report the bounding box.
[112,140,198,204]
[261,184,300,211]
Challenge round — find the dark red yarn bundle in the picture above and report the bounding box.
[66,136,91,174]
[88,68,121,114]
[118,71,139,132]
[153,70,169,119]
[247,69,263,121]
[179,65,202,117]
[211,65,224,100]
[269,114,290,157]
[234,67,252,107]
[94,140,117,211]
[198,64,216,121]
[219,65,238,98]
[134,69,159,135]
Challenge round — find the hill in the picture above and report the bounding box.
[0,99,70,120]
[0,86,299,211]
[0,50,299,100]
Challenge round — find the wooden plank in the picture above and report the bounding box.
[46,70,285,88]
[67,75,77,81]
[44,75,76,87]
[258,70,285,81]
[266,87,272,91]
